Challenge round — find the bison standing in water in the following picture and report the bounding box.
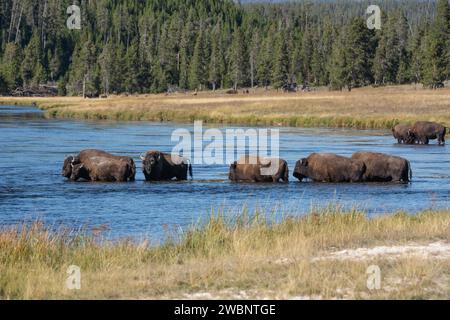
[229,155,289,183]
[392,124,414,144]
[351,152,411,183]
[62,149,136,182]
[408,121,446,145]
[293,153,365,183]
[141,151,192,181]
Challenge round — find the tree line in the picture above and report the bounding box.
[0,0,449,96]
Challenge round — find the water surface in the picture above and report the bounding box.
[0,105,449,240]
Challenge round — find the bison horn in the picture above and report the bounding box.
[140,153,146,160]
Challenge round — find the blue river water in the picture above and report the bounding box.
[0,105,449,241]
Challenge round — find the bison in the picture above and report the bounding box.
[408,121,446,145]
[293,153,365,183]
[351,152,412,183]
[229,155,289,183]
[62,149,136,182]
[141,151,192,181]
[392,124,414,144]
[70,156,136,182]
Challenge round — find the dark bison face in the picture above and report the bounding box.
[70,163,87,181]
[62,156,74,177]
[62,156,81,178]
[228,162,238,181]
[142,153,161,175]
[293,159,308,181]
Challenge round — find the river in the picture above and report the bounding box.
[0,105,449,241]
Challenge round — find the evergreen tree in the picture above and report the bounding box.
[229,27,247,90]
[99,41,114,95]
[271,32,289,90]
[328,32,347,90]
[256,33,273,89]
[209,23,225,91]
[124,39,141,93]
[409,27,426,84]
[289,30,303,86]
[343,18,375,90]
[422,0,450,88]
[1,43,23,90]
[179,9,195,89]
[301,27,314,84]
[21,32,43,88]
[67,35,99,96]
[189,28,207,90]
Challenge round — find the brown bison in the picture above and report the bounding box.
[62,149,136,182]
[63,149,119,178]
[229,155,289,183]
[351,152,412,183]
[141,151,192,181]
[408,121,446,145]
[293,153,365,183]
[70,156,136,182]
[392,124,414,144]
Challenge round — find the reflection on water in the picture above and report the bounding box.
[0,105,449,240]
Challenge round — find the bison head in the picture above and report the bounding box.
[141,152,162,176]
[228,162,238,181]
[70,163,88,181]
[293,159,308,181]
[62,156,74,177]
[62,155,80,178]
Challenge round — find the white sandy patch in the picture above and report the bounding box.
[315,241,450,261]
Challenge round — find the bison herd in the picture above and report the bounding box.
[62,151,411,184]
[392,121,446,146]
[62,121,446,184]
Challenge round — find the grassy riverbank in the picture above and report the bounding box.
[1,85,450,129]
[1,207,449,300]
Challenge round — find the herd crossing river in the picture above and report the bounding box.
[0,105,449,240]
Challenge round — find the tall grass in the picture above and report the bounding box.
[0,206,449,299]
[1,85,450,129]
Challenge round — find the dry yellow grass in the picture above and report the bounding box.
[1,207,449,300]
[1,85,450,129]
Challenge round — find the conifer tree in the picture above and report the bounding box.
[189,28,207,90]
[422,0,450,88]
[209,23,225,91]
[256,33,273,89]
[328,32,347,90]
[229,27,247,90]
[21,33,43,88]
[179,11,195,89]
[271,32,289,90]
[1,43,23,90]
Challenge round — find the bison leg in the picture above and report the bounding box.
[438,135,445,146]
